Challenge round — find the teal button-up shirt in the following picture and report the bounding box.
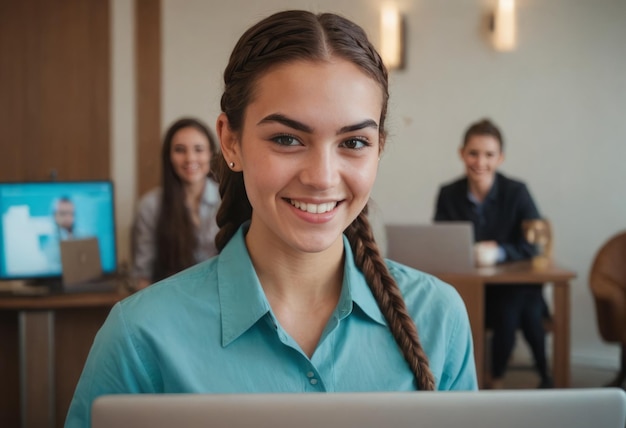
[65,223,477,427]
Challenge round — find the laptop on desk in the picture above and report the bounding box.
[60,237,120,294]
[91,389,626,428]
[386,222,475,274]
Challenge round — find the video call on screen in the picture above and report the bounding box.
[0,181,117,280]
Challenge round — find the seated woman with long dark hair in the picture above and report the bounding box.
[131,117,220,289]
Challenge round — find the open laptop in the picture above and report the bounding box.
[60,237,119,293]
[91,389,626,428]
[386,222,474,274]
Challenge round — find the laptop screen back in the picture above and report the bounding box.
[61,237,103,286]
[386,222,474,273]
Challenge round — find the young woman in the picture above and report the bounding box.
[434,118,552,389]
[66,10,477,426]
[131,117,220,289]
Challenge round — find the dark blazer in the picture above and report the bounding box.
[434,172,540,262]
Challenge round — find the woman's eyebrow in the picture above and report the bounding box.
[337,119,378,135]
[258,114,378,135]
[258,114,312,133]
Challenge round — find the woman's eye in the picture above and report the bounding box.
[341,138,369,149]
[272,135,300,146]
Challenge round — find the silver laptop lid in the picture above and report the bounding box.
[91,389,626,428]
[60,237,102,286]
[386,222,474,273]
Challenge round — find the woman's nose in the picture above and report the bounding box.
[300,148,340,190]
[184,150,197,162]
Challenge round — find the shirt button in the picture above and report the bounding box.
[306,371,315,378]
[310,378,318,385]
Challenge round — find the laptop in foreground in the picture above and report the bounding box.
[91,388,626,428]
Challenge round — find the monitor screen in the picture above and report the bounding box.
[0,180,117,280]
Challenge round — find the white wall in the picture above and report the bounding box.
[112,0,626,369]
[111,0,136,271]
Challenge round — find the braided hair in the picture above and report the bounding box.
[215,10,435,390]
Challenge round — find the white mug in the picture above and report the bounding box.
[474,242,499,267]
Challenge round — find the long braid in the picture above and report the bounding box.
[345,207,436,390]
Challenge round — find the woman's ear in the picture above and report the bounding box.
[216,113,242,171]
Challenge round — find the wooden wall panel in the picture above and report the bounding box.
[0,0,28,181]
[0,0,110,182]
[135,0,162,198]
[0,0,111,425]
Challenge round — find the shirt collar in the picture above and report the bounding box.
[487,173,500,200]
[218,222,271,347]
[465,173,500,204]
[218,223,386,347]
[341,235,387,326]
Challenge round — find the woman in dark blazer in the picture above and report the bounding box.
[434,118,552,389]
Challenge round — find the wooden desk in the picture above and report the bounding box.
[0,289,129,428]
[436,261,576,389]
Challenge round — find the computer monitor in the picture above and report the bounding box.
[0,180,117,282]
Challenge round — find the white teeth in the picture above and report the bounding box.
[290,200,337,214]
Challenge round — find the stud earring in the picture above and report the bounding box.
[228,162,235,168]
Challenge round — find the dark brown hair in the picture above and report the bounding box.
[153,117,218,282]
[462,118,504,151]
[215,10,434,390]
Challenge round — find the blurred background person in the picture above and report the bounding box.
[131,117,220,290]
[433,118,552,389]
[53,196,77,239]
[42,196,79,271]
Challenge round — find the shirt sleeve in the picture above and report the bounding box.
[131,192,159,281]
[434,187,451,221]
[499,183,541,262]
[64,303,156,428]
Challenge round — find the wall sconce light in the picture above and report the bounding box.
[380,4,405,70]
[491,0,517,52]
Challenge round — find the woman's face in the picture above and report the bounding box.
[459,134,504,189]
[218,58,383,255]
[170,127,212,186]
